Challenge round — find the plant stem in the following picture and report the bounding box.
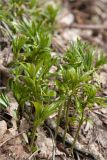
[63,100,69,145]
[55,105,62,139]
[30,125,37,149]
[71,109,84,152]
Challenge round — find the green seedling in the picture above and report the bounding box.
[9,56,58,148]
[30,101,58,148]
[1,0,107,154]
[0,0,59,152]
[55,40,107,150]
[11,18,52,63]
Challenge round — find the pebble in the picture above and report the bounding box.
[62,29,79,42]
[59,13,74,27]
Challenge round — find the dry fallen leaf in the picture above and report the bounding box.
[96,129,107,149]
[0,120,7,140]
[36,128,64,159]
[99,72,107,87]
[49,66,57,73]
[7,92,18,130]
[19,118,29,143]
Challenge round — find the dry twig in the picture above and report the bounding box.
[46,118,105,160]
[71,23,107,30]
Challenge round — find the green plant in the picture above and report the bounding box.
[9,57,58,148]
[30,101,59,148]
[42,4,59,27]
[55,40,107,149]
[1,0,107,154]
[9,35,107,152]
[11,16,55,64]
[0,93,9,109]
[0,1,58,150]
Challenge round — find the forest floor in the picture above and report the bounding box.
[0,0,107,160]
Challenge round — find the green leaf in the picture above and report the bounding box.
[95,54,107,68]
[95,97,107,107]
[80,70,94,82]
[33,101,58,127]
[0,93,9,108]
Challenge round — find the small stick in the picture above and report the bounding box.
[71,23,107,30]
[94,110,107,119]
[28,149,39,160]
[0,87,6,90]
[45,125,56,160]
[46,118,105,160]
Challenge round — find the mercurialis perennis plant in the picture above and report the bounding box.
[0,0,107,153]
